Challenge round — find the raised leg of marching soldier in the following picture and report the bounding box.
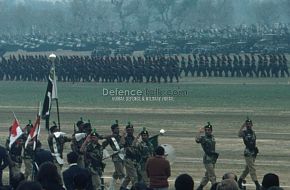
[196,163,216,190]
[23,158,32,180]
[238,156,259,190]
[120,159,138,190]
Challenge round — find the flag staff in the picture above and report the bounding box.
[48,53,61,131]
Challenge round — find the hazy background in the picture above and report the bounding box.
[0,0,290,34]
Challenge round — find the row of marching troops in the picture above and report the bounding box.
[180,53,289,78]
[0,53,288,84]
[4,119,157,190]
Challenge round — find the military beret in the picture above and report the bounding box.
[90,129,99,137]
[204,122,213,130]
[140,127,149,135]
[126,122,133,129]
[49,125,58,133]
[111,120,119,130]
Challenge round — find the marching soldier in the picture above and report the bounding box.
[237,118,260,190]
[81,129,104,190]
[120,122,138,190]
[22,121,34,180]
[196,122,219,190]
[135,128,154,186]
[102,121,125,190]
[48,124,72,175]
[71,119,88,168]
[6,126,24,185]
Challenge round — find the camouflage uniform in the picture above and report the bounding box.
[6,137,23,185]
[196,123,218,190]
[48,125,71,175]
[22,123,34,180]
[84,136,104,190]
[238,119,260,190]
[102,123,125,185]
[120,123,138,190]
[135,130,154,186]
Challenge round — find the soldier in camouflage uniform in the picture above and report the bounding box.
[120,122,138,190]
[196,122,219,190]
[102,121,125,190]
[6,128,24,185]
[237,118,260,190]
[81,129,104,190]
[71,119,88,168]
[22,122,34,180]
[48,124,72,175]
[135,128,154,186]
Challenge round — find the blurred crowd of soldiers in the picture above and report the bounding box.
[1,23,290,55]
[0,53,288,83]
[4,119,156,190]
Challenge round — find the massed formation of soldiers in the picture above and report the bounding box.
[5,119,155,190]
[0,53,288,84]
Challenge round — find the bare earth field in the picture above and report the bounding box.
[0,77,290,190]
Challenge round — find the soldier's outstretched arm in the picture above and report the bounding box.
[238,123,246,137]
[80,135,90,153]
[195,128,203,143]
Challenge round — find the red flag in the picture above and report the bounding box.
[9,117,23,148]
[25,115,41,150]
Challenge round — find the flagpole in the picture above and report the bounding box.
[49,53,60,131]
[56,98,61,131]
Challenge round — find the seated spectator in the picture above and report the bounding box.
[261,173,280,190]
[216,179,239,190]
[174,173,194,190]
[36,161,64,190]
[146,146,171,190]
[222,172,238,181]
[10,172,25,190]
[16,181,42,190]
[63,151,93,190]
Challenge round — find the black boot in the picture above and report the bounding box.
[238,178,243,189]
[254,181,260,190]
[196,185,203,190]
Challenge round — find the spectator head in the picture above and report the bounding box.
[216,179,239,190]
[222,172,238,181]
[10,172,25,190]
[67,151,79,164]
[16,181,42,190]
[262,173,280,190]
[174,173,194,190]
[155,146,165,156]
[36,161,62,187]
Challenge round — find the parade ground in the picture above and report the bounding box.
[0,77,290,189]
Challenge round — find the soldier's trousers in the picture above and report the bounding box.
[78,154,85,168]
[200,163,216,186]
[24,158,32,180]
[240,155,257,181]
[113,161,125,179]
[92,173,102,190]
[121,159,138,188]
